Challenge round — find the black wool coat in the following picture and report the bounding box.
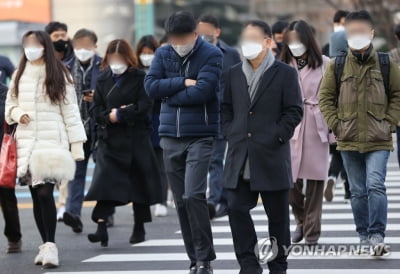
[85,68,162,205]
[222,61,303,191]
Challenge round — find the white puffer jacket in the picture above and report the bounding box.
[5,62,87,181]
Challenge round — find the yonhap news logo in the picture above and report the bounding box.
[255,237,391,264]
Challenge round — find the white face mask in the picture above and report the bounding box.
[288,42,307,57]
[172,43,195,57]
[347,34,372,50]
[110,63,128,75]
[241,41,263,60]
[139,54,155,67]
[74,48,95,62]
[334,25,345,32]
[24,47,44,62]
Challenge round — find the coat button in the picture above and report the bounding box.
[248,133,252,138]
[249,111,253,115]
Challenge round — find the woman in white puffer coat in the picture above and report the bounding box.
[5,30,86,268]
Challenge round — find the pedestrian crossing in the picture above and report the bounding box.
[44,164,400,274]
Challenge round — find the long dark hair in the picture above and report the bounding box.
[101,39,138,71]
[135,35,159,68]
[280,20,323,69]
[13,30,72,104]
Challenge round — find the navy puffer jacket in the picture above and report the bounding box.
[144,37,223,138]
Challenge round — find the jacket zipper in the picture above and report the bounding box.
[176,52,193,138]
[176,107,181,137]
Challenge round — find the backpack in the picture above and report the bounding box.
[334,52,390,97]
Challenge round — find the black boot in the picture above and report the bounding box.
[129,222,145,244]
[88,221,108,247]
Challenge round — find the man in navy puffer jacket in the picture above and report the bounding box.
[145,11,223,274]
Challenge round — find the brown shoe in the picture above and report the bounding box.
[7,240,22,253]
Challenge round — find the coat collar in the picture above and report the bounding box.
[249,61,279,109]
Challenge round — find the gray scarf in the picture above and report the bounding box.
[242,49,275,102]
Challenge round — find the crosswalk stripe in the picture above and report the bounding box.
[43,271,400,274]
[333,189,400,194]
[214,212,400,221]
[82,252,400,262]
[176,224,400,233]
[251,203,400,210]
[134,236,400,247]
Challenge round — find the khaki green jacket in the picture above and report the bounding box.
[319,48,400,152]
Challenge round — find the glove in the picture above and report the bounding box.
[71,142,85,161]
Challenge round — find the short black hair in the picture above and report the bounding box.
[165,11,196,35]
[345,10,373,26]
[197,14,220,29]
[45,21,68,35]
[73,28,98,44]
[395,24,400,40]
[272,21,289,35]
[244,20,272,37]
[333,10,349,23]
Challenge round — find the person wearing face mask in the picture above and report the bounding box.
[145,11,223,274]
[85,39,162,247]
[45,22,74,66]
[135,35,171,218]
[5,30,86,268]
[222,20,303,274]
[45,21,75,221]
[61,29,102,234]
[320,10,400,256]
[271,21,289,57]
[136,34,169,215]
[196,14,241,220]
[280,20,330,246]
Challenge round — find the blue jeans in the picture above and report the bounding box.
[66,140,92,216]
[341,150,389,238]
[207,138,227,205]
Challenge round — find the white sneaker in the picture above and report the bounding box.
[34,244,45,265]
[324,176,336,202]
[154,204,168,217]
[57,206,65,222]
[41,242,59,268]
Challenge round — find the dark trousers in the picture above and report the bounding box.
[329,144,348,182]
[66,140,92,216]
[0,187,22,242]
[208,138,228,205]
[161,136,216,263]
[92,200,151,224]
[227,179,290,272]
[289,179,324,242]
[154,147,168,204]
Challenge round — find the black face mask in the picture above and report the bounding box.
[276,42,283,51]
[53,39,69,52]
